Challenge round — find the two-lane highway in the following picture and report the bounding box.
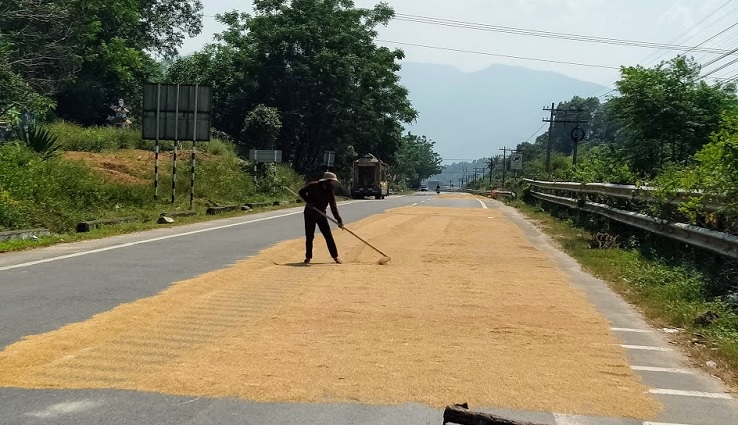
[1,193,736,425]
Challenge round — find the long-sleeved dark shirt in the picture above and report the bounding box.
[299,181,342,223]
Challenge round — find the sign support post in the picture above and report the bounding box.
[142,83,212,208]
[154,84,161,201]
[190,84,198,210]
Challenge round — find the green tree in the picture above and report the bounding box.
[243,105,283,149]
[392,133,443,188]
[611,56,738,177]
[169,0,417,174]
[0,0,79,118]
[50,0,203,124]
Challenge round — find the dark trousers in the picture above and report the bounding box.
[304,212,338,259]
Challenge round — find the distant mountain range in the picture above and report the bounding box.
[399,62,609,163]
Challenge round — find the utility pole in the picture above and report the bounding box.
[473,167,485,184]
[500,147,508,188]
[544,102,555,174]
[500,147,523,188]
[488,157,494,186]
[543,104,589,173]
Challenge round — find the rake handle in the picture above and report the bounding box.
[285,187,390,259]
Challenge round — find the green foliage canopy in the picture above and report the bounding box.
[167,0,417,174]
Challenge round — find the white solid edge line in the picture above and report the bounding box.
[477,199,488,209]
[621,345,673,352]
[611,327,652,333]
[632,366,694,374]
[649,388,733,399]
[643,422,691,425]
[553,413,588,425]
[0,200,370,272]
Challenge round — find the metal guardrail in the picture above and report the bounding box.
[529,191,738,259]
[523,179,723,212]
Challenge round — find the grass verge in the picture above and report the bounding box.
[0,202,307,253]
[508,199,738,390]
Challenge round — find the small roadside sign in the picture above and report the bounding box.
[249,149,282,163]
[511,153,523,170]
[323,151,336,167]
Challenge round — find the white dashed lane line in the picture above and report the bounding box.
[553,413,589,424]
[643,422,691,425]
[631,366,694,374]
[611,327,652,333]
[648,388,733,400]
[621,345,673,352]
[649,388,733,399]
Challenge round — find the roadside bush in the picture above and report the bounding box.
[0,144,151,231]
[49,121,140,152]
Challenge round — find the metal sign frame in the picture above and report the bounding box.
[510,153,523,170]
[142,84,212,142]
[142,83,213,207]
[323,150,336,168]
[249,149,283,164]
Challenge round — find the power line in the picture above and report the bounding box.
[702,56,738,78]
[641,0,736,65]
[392,13,738,56]
[522,123,547,144]
[702,46,738,68]
[377,40,619,70]
[589,0,738,98]
[685,22,738,55]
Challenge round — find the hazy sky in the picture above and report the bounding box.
[181,0,738,88]
[180,1,738,161]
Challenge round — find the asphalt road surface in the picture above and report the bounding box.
[1,193,736,425]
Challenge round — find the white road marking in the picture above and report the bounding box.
[643,422,691,425]
[621,345,673,352]
[649,388,733,399]
[632,366,694,374]
[553,413,589,424]
[1,200,373,272]
[477,199,488,209]
[26,401,99,418]
[412,203,419,206]
[611,327,652,333]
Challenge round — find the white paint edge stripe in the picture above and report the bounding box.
[611,327,652,333]
[621,345,673,352]
[643,422,691,425]
[553,413,588,424]
[649,388,733,399]
[632,366,694,374]
[0,200,371,272]
[477,199,488,209]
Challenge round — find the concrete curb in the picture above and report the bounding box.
[206,205,239,215]
[76,217,138,233]
[0,228,51,242]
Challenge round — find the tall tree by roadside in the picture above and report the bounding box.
[0,0,80,116]
[392,133,444,188]
[611,56,738,177]
[52,0,204,124]
[168,0,417,174]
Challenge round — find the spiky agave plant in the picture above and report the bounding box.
[16,126,59,160]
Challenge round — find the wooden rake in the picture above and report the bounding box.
[284,186,391,265]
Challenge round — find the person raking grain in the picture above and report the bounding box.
[299,172,344,264]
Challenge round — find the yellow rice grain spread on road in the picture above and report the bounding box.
[0,204,661,419]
